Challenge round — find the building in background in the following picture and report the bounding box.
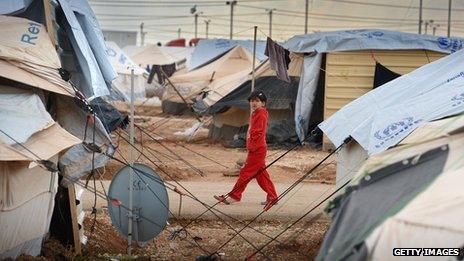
[102,30,137,48]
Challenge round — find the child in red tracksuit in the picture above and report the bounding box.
[214,91,278,208]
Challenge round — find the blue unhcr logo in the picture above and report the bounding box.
[345,30,384,38]
[361,31,384,39]
[451,92,464,107]
[215,39,232,48]
[374,117,423,148]
[437,37,463,52]
[106,48,117,57]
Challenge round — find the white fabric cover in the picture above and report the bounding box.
[284,29,464,54]
[0,0,33,15]
[285,29,464,143]
[58,0,115,99]
[105,41,144,75]
[105,41,146,100]
[123,44,181,67]
[0,162,58,259]
[0,86,53,145]
[319,48,464,155]
[187,39,267,71]
[166,45,253,103]
[294,53,322,141]
[366,166,464,260]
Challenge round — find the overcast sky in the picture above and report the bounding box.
[89,0,464,44]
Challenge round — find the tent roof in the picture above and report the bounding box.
[199,54,303,111]
[284,29,464,54]
[123,44,185,66]
[0,123,80,162]
[165,45,254,103]
[0,15,60,68]
[187,38,267,71]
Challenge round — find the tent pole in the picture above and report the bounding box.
[128,68,135,256]
[251,26,257,93]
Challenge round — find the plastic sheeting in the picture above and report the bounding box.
[284,29,464,54]
[105,41,146,100]
[0,86,53,145]
[0,0,33,15]
[319,48,464,155]
[285,29,464,143]
[187,39,267,71]
[294,53,322,141]
[58,0,115,99]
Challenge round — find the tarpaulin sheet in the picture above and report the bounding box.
[319,48,464,155]
[0,86,53,145]
[284,29,464,142]
[58,0,115,99]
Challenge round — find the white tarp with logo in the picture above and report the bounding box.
[105,41,146,101]
[319,48,464,155]
[283,29,464,142]
[187,39,267,71]
[58,0,116,99]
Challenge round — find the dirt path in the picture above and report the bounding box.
[82,180,334,221]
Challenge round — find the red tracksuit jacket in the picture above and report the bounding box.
[246,107,268,152]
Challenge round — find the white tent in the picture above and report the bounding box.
[123,44,192,68]
[0,86,80,259]
[165,45,254,104]
[105,41,147,101]
[283,29,464,142]
[187,39,267,71]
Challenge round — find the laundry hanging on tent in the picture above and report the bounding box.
[265,37,291,83]
[148,63,176,84]
[373,62,401,89]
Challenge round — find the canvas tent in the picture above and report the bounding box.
[187,38,267,71]
[317,114,464,261]
[319,48,464,189]
[163,45,255,114]
[123,44,193,68]
[283,29,463,144]
[205,56,303,145]
[0,86,81,259]
[0,3,117,258]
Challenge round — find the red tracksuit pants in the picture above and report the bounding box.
[228,147,278,201]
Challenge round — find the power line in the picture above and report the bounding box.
[327,0,464,11]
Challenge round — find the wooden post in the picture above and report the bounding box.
[251,26,257,93]
[67,185,82,254]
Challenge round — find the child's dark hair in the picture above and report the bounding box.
[247,90,267,103]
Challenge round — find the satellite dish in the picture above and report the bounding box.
[108,163,169,243]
